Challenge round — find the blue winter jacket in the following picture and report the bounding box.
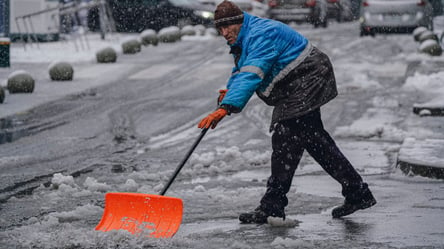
[220,12,309,112]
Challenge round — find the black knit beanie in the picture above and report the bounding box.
[214,0,244,28]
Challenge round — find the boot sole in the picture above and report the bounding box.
[332,199,377,218]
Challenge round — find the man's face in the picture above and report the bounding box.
[218,24,242,45]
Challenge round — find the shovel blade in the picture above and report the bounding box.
[95,192,183,238]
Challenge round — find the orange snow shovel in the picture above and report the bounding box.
[95,128,209,238]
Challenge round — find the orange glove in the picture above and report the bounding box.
[217,89,228,105]
[198,108,228,129]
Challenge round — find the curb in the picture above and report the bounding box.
[398,161,444,179]
[397,137,444,179]
[413,105,444,116]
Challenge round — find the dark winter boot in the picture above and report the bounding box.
[332,187,377,218]
[239,206,285,224]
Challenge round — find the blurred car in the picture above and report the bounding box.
[326,0,353,22]
[88,0,213,33]
[251,0,270,17]
[359,0,435,36]
[213,0,269,17]
[170,0,215,22]
[267,0,328,27]
[429,0,443,16]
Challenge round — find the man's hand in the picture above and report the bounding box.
[198,108,228,129]
[217,89,228,105]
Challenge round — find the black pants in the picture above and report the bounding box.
[260,108,368,211]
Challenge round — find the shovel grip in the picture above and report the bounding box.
[160,128,209,195]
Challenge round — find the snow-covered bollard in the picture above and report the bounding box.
[48,61,74,81]
[0,86,4,103]
[7,70,35,93]
[194,24,206,36]
[181,25,196,37]
[418,30,439,43]
[140,29,158,46]
[121,39,142,54]
[96,47,117,63]
[206,27,218,37]
[419,39,443,56]
[158,26,181,43]
[413,26,428,42]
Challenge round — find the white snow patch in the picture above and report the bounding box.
[120,179,139,192]
[403,71,444,94]
[51,173,76,188]
[184,146,271,177]
[51,204,103,223]
[271,237,314,248]
[334,108,406,141]
[193,185,207,192]
[419,39,440,50]
[372,96,399,108]
[267,217,299,227]
[7,69,31,79]
[83,177,111,192]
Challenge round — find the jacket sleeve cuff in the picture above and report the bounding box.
[219,104,241,115]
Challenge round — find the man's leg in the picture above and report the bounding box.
[299,109,376,218]
[239,122,304,223]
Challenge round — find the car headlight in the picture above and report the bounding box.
[194,10,214,19]
[416,12,424,20]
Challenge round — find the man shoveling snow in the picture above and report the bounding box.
[198,0,376,223]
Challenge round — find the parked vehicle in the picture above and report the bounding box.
[88,0,213,33]
[359,0,435,36]
[429,0,443,16]
[229,0,255,12]
[170,0,215,21]
[267,0,328,27]
[251,0,270,17]
[213,0,270,17]
[326,0,353,22]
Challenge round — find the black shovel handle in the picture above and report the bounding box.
[160,128,209,196]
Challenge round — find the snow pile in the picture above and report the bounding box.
[120,179,139,192]
[46,173,112,199]
[334,108,406,141]
[267,217,299,227]
[404,71,444,106]
[339,72,382,92]
[6,221,175,249]
[403,71,444,94]
[271,237,316,248]
[52,204,103,223]
[83,177,112,192]
[403,71,444,112]
[50,173,76,188]
[183,146,271,176]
